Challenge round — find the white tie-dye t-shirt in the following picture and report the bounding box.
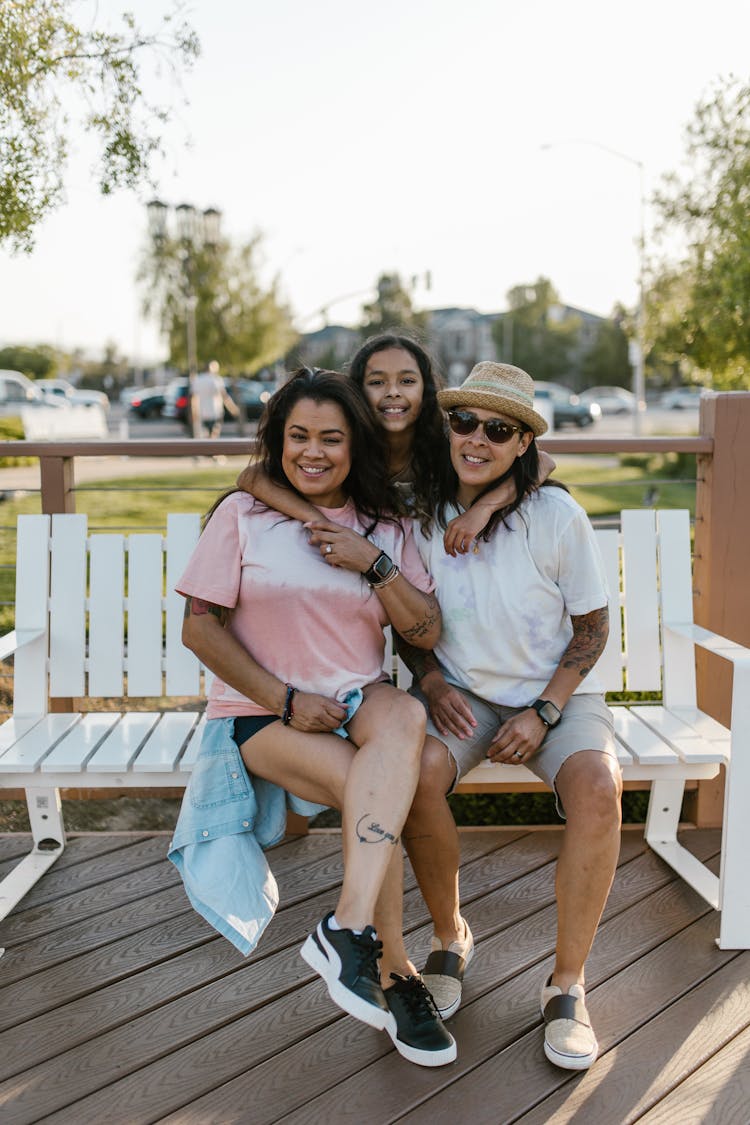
[413,486,609,706]
[177,491,434,718]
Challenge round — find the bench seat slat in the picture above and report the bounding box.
[630,705,729,764]
[631,704,730,748]
[612,709,681,765]
[0,714,82,772]
[41,713,121,772]
[86,712,162,772]
[180,714,208,771]
[133,712,201,773]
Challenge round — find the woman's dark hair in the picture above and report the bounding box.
[256,366,397,531]
[347,333,454,515]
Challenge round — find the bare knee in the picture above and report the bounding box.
[413,737,456,809]
[558,753,622,831]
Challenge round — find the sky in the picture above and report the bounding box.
[2,0,749,365]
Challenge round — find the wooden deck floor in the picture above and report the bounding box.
[1,826,749,1124]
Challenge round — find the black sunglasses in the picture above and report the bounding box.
[447,409,526,445]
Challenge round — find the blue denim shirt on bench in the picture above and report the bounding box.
[168,690,362,956]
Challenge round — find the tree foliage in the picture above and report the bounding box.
[359,273,428,337]
[579,312,632,388]
[0,1,199,251]
[649,76,750,388]
[492,277,580,382]
[139,231,297,374]
[0,343,55,379]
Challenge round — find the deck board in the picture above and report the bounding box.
[1,827,746,1124]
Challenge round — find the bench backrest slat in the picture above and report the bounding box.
[657,509,697,708]
[13,515,51,716]
[49,514,88,697]
[88,534,126,696]
[594,528,622,691]
[165,513,202,696]
[126,534,166,696]
[621,509,662,691]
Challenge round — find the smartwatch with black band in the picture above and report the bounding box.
[363,551,397,587]
[531,698,562,729]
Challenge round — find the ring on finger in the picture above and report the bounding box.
[513,750,523,760]
[325,544,332,555]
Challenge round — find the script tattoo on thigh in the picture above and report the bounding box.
[356,814,399,845]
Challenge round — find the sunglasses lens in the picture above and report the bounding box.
[484,421,516,444]
[448,411,477,436]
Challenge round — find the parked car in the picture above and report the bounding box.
[128,386,167,419]
[162,378,191,425]
[661,386,704,410]
[38,379,110,412]
[162,377,272,426]
[534,382,601,428]
[579,385,636,415]
[234,379,273,420]
[0,369,64,417]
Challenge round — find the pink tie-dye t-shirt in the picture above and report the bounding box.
[177,491,434,718]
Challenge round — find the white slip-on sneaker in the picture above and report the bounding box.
[421,917,474,1020]
[540,975,598,1070]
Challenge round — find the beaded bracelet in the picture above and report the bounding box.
[282,683,297,725]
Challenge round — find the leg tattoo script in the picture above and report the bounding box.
[356,814,399,845]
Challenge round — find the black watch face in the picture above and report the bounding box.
[538,701,561,726]
[373,553,393,578]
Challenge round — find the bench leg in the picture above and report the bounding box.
[0,787,66,923]
[644,778,720,911]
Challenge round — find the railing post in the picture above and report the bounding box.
[38,455,76,713]
[39,456,76,514]
[690,391,750,826]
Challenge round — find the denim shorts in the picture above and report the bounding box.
[409,684,617,817]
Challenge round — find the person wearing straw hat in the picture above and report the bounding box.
[397,361,622,1071]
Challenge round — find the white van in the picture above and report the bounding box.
[0,370,52,416]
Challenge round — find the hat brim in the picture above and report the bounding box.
[437,387,548,437]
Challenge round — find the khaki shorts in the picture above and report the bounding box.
[409,684,617,818]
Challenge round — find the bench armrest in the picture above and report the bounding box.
[665,622,750,665]
[0,627,45,662]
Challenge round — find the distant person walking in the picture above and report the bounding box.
[193,360,238,438]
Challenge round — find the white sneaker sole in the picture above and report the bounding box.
[386,1024,457,1067]
[300,931,395,1033]
[544,1039,598,1070]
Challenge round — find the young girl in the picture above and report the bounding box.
[236,334,555,552]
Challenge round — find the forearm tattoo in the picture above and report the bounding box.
[395,634,442,683]
[561,607,609,678]
[399,593,441,643]
[356,813,399,845]
[183,596,229,627]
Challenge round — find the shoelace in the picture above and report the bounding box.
[352,926,384,982]
[388,973,440,1020]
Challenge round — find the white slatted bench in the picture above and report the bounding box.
[0,509,749,950]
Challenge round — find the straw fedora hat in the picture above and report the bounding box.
[438,362,548,437]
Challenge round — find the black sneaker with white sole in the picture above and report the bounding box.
[300,912,393,1031]
[384,973,457,1066]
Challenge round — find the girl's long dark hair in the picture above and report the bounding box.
[257,367,397,532]
[347,333,454,517]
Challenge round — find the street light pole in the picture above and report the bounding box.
[540,139,647,433]
[146,199,222,438]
